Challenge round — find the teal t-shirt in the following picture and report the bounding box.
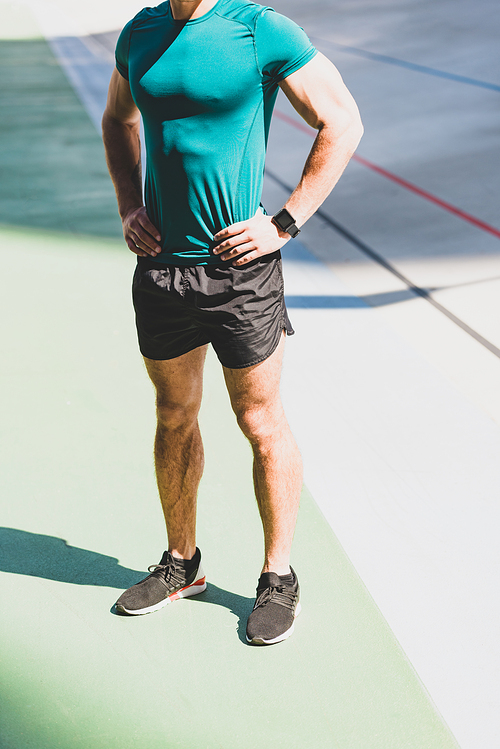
[115,0,317,264]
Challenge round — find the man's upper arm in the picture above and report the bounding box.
[279,52,362,135]
[104,68,140,125]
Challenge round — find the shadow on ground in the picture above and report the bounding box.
[286,289,425,308]
[1,527,254,641]
[0,527,144,588]
[193,586,254,644]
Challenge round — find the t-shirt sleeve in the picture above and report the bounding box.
[115,19,134,80]
[255,9,317,86]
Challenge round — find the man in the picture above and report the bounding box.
[102,0,362,645]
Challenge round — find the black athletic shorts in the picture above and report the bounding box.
[132,251,294,369]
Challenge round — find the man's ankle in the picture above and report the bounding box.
[261,563,291,577]
[169,546,197,562]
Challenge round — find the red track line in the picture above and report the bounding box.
[274,109,500,240]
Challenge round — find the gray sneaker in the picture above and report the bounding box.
[246,567,301,645]
[115,548,206,615]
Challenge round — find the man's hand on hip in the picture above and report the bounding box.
[213,210,290,266]
[122,206,162,258]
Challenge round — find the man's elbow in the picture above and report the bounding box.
[102,108,140,137]
[320,103,363,151]
[101,108,111,132]
[341,99,363,149]
[101,107,122,130]
[351,109,364,149]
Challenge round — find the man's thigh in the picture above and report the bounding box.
[144,345,208,410]
[222,333,285,414]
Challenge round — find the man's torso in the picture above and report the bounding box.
[116,0,316,264]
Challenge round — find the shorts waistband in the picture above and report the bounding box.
[136,251,281,272]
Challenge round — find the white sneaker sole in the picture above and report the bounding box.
[116,567,207,616]
[246,601,301,645]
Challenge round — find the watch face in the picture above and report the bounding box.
[275,209,295,230]
[272,209,300,237]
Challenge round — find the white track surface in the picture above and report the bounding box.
[25,2,500,747]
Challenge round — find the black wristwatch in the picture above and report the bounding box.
[272,208,301,238]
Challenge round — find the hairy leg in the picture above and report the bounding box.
[144,345,208,560]
[223,336,303,575]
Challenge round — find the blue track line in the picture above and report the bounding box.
[311,37,500,92]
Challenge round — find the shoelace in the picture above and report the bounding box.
[254,584,297,611]
[147,555,185,587]
[148,560,174,576]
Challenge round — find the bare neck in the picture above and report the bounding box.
[169,0,218,21]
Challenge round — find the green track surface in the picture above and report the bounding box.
[0,6,460,748]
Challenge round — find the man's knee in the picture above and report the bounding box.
[235,403,281,445]
[156,398,200,432]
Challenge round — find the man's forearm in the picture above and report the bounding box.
[102,112,143,219]
[283,116,363,228]
[211,111,363,266]
[102,71,161,256]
